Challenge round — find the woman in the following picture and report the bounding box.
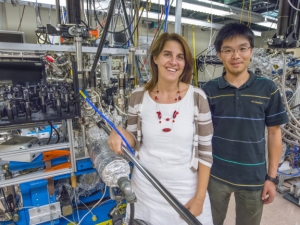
[108,33,213,225]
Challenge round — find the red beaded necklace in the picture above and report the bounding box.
[154,87,181,132]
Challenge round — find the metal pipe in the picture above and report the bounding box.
[75,36,83,89]
[56,0,61,25]
[88,0,93,27]
[174,0,182,34]
[34,4,43,27]
[81,124,88,157]
[294,0,300,34]
[277,0,290,38]
[67,119,77,172]
[66,0,81,24]
[99,124,202,225]
[117,177,136,203]
[72,61,81,117]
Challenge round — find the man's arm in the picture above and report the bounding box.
[261,125,282,204]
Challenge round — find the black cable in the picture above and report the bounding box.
[129,203,134,225]
[77,19,89,28]
[46,120,53,145]
[91,0,116,73]
[1,188,13,217]
[113,4,122,33]
[93,0,135,34]
[52,123,60,144]
[196,46,214,58]
[119,0,142,81]
[36,33,47,44]
[120,5,145,47]
[74,0,116,101]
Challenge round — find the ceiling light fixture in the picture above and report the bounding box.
[18,0,65,5]
[255,21,277,29]
[142,11,262,36]
[255,16,278,29]
[141,0,234,17]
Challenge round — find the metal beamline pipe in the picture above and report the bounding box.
[56,0,61,25]
[99,124,202,225]
[81,92,202,225]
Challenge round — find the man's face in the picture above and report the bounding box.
[217,36,253,77]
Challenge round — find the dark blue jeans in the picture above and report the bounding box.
[208,177,264,225]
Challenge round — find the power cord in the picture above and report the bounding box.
[77,185,107,225]
[46,121,53,145]
[120,6,145,47]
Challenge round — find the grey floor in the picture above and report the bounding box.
[223,179,300,225]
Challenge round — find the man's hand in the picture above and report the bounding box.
[261,180,276,204]
[184,196,204,217]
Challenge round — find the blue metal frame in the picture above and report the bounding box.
[1,159,116,225]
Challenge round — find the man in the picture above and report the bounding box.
[202,23,289,225]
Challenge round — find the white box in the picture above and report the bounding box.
[0,136,41,162]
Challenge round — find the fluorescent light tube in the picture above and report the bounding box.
[255,21,277,29]
[19,0,65,5]
[142,0,234,17]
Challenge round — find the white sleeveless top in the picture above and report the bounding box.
[126,85,213,225]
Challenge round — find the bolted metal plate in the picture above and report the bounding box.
[28,202,61,225]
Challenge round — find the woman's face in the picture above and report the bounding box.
[153,40,185,83]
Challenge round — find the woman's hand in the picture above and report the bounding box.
[108,126,125,155]
[184,196,205,217]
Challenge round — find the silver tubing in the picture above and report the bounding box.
[75,36,83,88]
[174,0,182,34]
[67,119,77,172]
[98,117,202,224]
[121,145,202,225]
[81,124,88,157]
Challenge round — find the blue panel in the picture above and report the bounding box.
[2,163,111,225]
[59,199,116,225]
[9,156,69,171]
[28,180,53,206]
[17,179,59,225]
[76,158,93,171]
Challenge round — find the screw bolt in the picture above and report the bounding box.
[12,214,19,222]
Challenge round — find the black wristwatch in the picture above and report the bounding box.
[265,174,279,185]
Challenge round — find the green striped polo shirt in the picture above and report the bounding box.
[202,71,289,190]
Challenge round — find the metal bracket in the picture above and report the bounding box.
[29,202,61,225]
[135,49,147,56]
[277,168,300,194]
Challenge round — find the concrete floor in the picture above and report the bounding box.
[223,184,300,225]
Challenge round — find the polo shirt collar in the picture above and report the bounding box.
[218,70,257,89]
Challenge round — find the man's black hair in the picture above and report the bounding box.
[214,23,254,52]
